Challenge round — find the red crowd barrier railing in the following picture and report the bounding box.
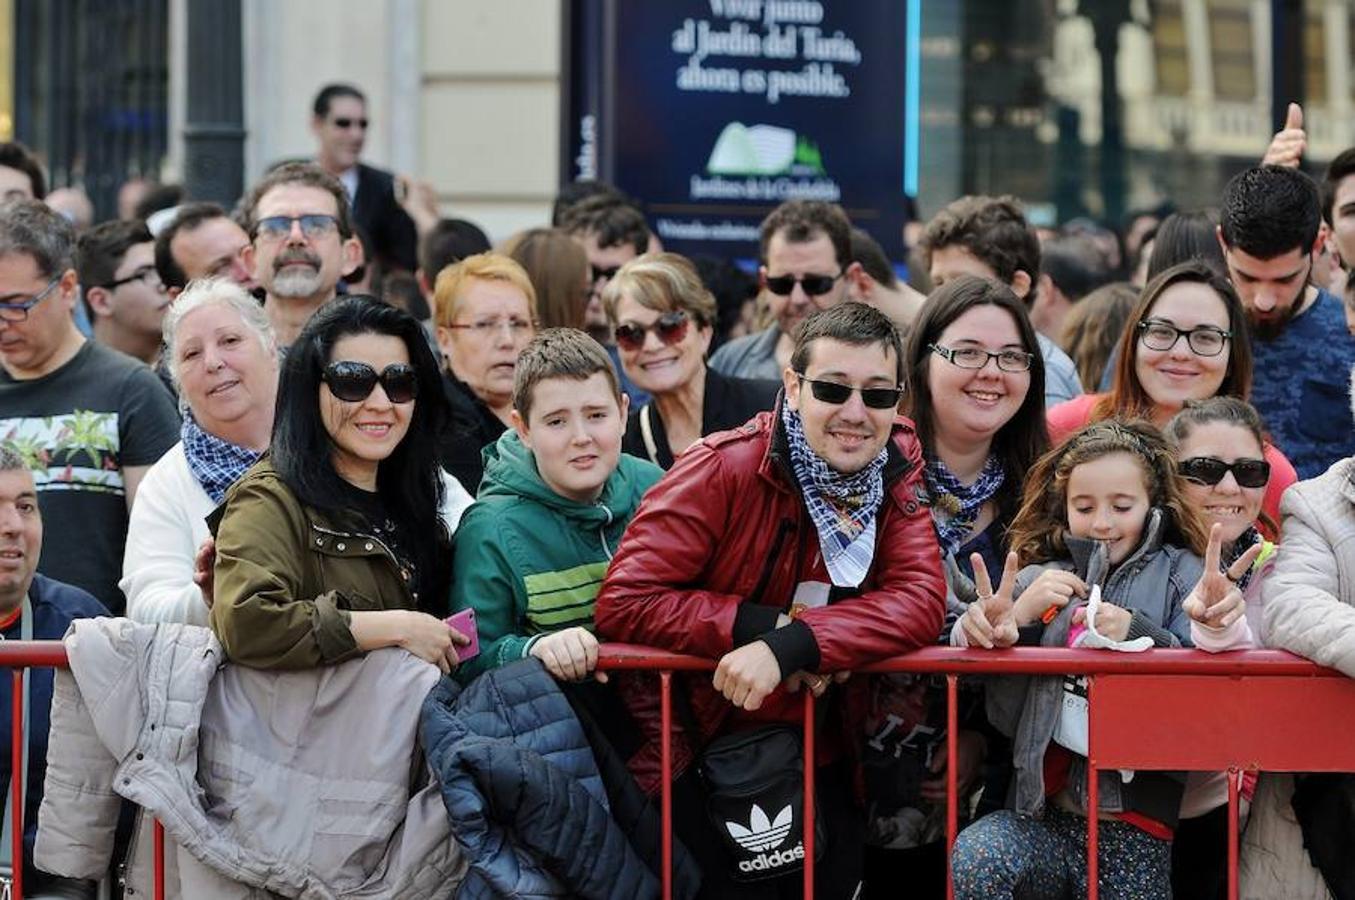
[2,642,1354,900]
[597,643,1355,900]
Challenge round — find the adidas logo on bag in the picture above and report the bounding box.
[727,803,806,873]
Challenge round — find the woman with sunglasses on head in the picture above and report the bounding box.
[210,295,472,672]
[603,253,779,469]
[1047,260,1297,536]
[859,275,1049,899]
[432,252,538,493]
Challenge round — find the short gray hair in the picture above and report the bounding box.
[162,277,277,390]
[0,446,29,473]
[0,198,76,277]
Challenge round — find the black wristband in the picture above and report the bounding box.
[759,618,821,677]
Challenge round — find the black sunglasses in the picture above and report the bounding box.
[591,264,621,283]
[614,310,690,352]
[322,361,418,404]
[765,272,843,296]
[795,374,902,410]
[332,117,369,130]
[1178,456,1270,489]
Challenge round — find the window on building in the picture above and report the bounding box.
[1152,0,1190,97]
[1209,0,1256,102]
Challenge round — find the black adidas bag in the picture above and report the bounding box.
[696,724,826,882]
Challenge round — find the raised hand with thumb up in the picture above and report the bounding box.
[1262,102,1306,168]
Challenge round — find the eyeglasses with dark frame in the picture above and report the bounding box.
[794,373,903,409]
[764,271,844,297]
[1136,319,1231,357]
[0,276,62,323]
[1178,456,1270,489]
[103,265,166,294]
[321,361,419,404]
[613,310,691,352]
[928,343,1034,373]
[253,214,341,243]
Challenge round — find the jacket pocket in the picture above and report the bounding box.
[1298,376,1353,444]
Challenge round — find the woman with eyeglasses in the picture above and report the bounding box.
[210,296,472,671]
[603,253,779,469]
[432,252,538,493]
[1047,260,1297,535]
[859,275,1049,899]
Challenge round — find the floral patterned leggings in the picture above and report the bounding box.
[950,807,1172,900]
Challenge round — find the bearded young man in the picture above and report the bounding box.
[1218,165,1355,478]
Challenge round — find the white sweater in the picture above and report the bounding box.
[121,442,475,626]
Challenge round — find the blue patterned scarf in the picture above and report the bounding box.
[182,415,263,504]
[923,455,1006,559]
[781,403,887,572]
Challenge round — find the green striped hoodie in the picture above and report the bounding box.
[450,428,663,682]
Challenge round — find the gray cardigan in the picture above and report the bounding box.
[985,510,1202,826]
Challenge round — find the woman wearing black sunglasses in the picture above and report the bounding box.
[1164,395,1274,900]
[210,295,472,672]
[602,253,779,469]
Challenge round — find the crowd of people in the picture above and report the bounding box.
[0,81,1351,899]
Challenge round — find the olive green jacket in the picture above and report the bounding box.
[209,460,419,670]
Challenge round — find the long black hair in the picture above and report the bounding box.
[903,274,1051,529]
[272,295,450,602]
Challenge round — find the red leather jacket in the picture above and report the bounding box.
[595,409,946,793]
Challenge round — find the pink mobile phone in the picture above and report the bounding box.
[445,608,480,662]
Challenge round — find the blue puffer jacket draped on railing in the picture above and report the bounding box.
[421,659,663,899]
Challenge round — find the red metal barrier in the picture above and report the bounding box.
[597,643,1355,900]
[0,642,165,900]
[3,641,1354,900]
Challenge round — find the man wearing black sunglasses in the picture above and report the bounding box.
[598,302,945,897]
[710,200,866,383]
[311,83,419,275]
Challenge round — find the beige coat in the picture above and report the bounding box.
[1238,458,1355,900]
[35,618,465,899]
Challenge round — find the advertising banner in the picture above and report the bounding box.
[567,0,912,262]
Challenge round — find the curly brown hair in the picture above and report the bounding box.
[1008,418,1210,565]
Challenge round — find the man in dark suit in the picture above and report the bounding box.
[311,83,419,276]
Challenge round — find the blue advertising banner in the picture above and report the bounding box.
[566,0,913,262]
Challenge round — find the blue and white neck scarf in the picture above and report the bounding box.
[781,403,887,586]
[182,415,263,504]
[923,455,1006,559]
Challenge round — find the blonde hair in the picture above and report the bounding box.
[600,252,717,327]
[1008,418,1210,564]
[432,251,539,329]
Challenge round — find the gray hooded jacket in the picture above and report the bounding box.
[34,619,466,899]
[984,510,1202,827]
